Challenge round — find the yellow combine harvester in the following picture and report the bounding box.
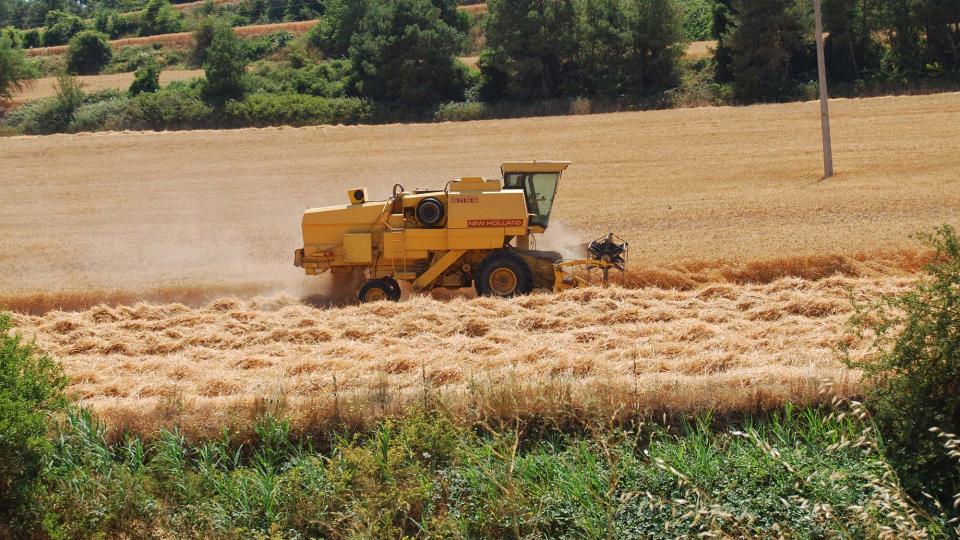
[294,161,627,302]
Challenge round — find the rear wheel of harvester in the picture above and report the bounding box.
[475,252,534,298]
[358,279,399,303]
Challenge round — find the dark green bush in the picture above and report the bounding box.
[69,96,131,132]
[0,314,67,535]
[129,56,161,95]
[66,30,112,75]
[0,34,36,99]
[224,93,372,127]
[120,87,212,130]
[22,29,41,49]
[243,59,351,97]
[848,225,960,504]
[241,30,293,61]
[139,0,181,37]
[41,10,85,47]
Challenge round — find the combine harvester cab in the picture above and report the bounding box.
[294,161,627,302]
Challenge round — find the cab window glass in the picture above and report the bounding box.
[503,172,560,227]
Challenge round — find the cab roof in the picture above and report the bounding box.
[501,161,571,174]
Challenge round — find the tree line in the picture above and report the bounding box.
[3,0,960,126]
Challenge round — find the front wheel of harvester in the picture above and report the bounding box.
[476,252,534,298]
[382,276,402,301]
[359,279,399,303]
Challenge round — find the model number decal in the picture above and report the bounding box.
[450,196,479,204]
[467,219,524,228]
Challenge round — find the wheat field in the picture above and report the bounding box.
[3,92,960,436]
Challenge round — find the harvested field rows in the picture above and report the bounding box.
[3,92,960,433]
[8,276,905,438]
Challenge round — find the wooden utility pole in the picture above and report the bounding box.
[814,0,834,178]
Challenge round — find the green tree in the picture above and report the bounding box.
[139,0,181,37]
[306,0,367,58]
[0,314,67,535]
[129,55,160,94]
[574,0,685,96]
[848,225,960,504]
[679,0,713,40]
[480,0,578,101]
[348,0,468,107]
[202,23,245,104]
[821,0,882,82]
[190,17,216,67]
[41,10,84,46]
[722,0,815,102]
[0,34,35,100]
[67,30,112,75]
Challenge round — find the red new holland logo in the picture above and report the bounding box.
[467,219,524,228]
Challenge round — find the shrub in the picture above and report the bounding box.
[67,30,113,75]
[8,74,84,134]
[121,87,212,130]
[1,34,36,100]
[848,225,960,504]
[224,93,372,127]
[0,314,67,535]
[242,30,293,61]
[139,0,181,36]
[129,56,161,95]
[68,95,131,132]
[42,11,85,47]
[22,29,41,49]
[202,22,246,104]
[433,100,487,122]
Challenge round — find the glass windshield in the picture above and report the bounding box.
[503,172,560,227]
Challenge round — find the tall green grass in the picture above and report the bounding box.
[35,403,959,539]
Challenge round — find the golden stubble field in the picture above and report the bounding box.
[3,92,960,436]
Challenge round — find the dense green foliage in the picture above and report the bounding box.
[0,315,67,535]
[348,0,469,107]
[66,30,112,75]
[0,33,33,99]
[17,405,956,538]
[480,0,686,101]
[679,0,713,40]
[41,10,84,46]
[139,0,181,37]
[201,22,246,104]
[129,54,160,94]
[849,225,960,506]
[721,0,814,102]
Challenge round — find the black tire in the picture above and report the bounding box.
[382,275,402,301]
[475,252,534,298]
[358,279,399,303]
[416,197,445,227]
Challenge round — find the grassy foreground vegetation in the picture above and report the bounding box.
[0,227,958,538]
